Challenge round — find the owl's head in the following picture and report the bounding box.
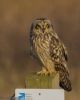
[30,18,54,35]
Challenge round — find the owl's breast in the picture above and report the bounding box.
[32,34,54,67]
[33,35,50,54]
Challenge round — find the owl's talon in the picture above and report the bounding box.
[37,67,48,75]
[37,71,43,75]
[37,71,48,76]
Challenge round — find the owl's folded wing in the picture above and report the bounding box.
[61,42,68,62]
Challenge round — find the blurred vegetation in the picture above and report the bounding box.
[0,0,80,99]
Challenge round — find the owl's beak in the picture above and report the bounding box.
[42,28,45,33]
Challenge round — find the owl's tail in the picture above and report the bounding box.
[59,71,72,91]
[55,63,72,92]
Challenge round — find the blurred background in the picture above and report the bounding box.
[0,0,80,99]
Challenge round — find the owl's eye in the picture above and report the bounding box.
[35,24,40,29]
[46,24,50,28]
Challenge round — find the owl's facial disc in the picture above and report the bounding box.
[34,20,53,35]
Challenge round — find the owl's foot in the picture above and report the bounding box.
[37,67,56,76]
[47,70,55,76]
[46,66,56,76]
[37,67,48,75]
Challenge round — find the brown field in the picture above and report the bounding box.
[0,0,80,100]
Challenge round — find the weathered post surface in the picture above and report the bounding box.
[25,73,59,89]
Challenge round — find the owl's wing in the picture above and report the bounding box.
[50,35,70,75]
[50,36,72,91]
[61,42,68,62]
[50,35,68,62]
[30,32,40,61]
[29,33,37,58]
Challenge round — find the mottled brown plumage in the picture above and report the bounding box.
[30,18,72,91]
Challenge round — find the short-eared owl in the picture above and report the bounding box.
[30,18,72,91]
